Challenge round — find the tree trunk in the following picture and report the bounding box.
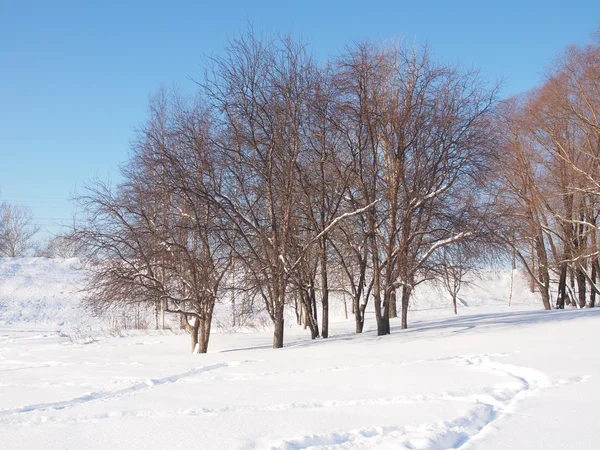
[556,263,568,309]
[198,315,212,354]
[302,305,308,329]
[309,284,320,338]
[381,290,390,335]
[577,266,586,308]
[540,284,551,310]
[369,211,388,336]
[354,295,364,333]
[590,261,597,308]
[453,294,458,315]
[301,290,320,339]
[295,294,302,325]
[389,290,397,318]
[320,242,329,338]
[530,241,536,293]
[273,305,285,349]
[567,268,575,306]
[535,233,551,310]
[401,284,411,329]
[190,317,200,353]
[154,301,160,330]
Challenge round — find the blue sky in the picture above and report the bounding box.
[1,0,599,238]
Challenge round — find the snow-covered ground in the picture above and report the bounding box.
[1,258,598,449]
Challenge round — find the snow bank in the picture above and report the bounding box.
[0,258,544,332]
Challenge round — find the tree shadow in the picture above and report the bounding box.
[217,308,600,354]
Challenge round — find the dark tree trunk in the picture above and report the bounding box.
[453,294,458,315]
[320,240,329,338]
[401,284,411,329]
[354,295,364,333]
[369,211,388,336]
[381,290,390,335]
[273,305,285,349]
[556,263,568,309]
[577,266,586,308]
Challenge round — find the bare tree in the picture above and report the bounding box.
[337,41,497,334]
[34,232,83,258]
[436,243,475,314]
[204,30,378,348]
[73,91,230,353]
[0,203,40,257]
[490,97,553,310]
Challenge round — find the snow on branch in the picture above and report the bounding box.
[287,198,382,274]
[409,184,449,211]
[416,231,472,271]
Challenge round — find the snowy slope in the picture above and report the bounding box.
[0,257,543,332]
[0,258,87,328]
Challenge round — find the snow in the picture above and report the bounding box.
[1,258,599,449]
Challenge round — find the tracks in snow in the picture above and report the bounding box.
[0,360,252,421]
[0,352,590,449]
[269,354,589,450]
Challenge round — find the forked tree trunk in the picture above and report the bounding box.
[556,263,568,309]
[301,290,319,339]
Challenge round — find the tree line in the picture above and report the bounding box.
[71,29,600,353]
[492,32,600,311]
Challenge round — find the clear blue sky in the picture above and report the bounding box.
[1,0,599,238]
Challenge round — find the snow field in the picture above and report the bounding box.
[1,258,598,449]
[1,308,599,449]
